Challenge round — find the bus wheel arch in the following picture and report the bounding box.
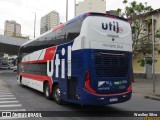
[43,81,52,100]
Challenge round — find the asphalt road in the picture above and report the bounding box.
[0,70,159,120]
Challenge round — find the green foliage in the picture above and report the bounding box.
[115,8,122,16]
[156,29,160,38]
[123,0,128,4]
[137,59,145,66]
[138,57,157,67]
[131,1,136,8]
[115,1,160,66]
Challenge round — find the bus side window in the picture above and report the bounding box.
[55,29,65,44]
[26,40,38,53]
[47,32,56,46]
[65,18,84,42]
[47,28,65,46]
[37,36,48,49]
[36,32,53,49]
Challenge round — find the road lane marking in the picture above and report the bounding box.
[0,95,14,97]
[0,89,10,90]
[0,101,19,104]
[0,93,13,95]
[0,104,22,107]
[0,109,26,111]
[0,117,27,119]
[0,98,16,100]
[0,91,10,92]
[0,109,26,112]
[0,80,26,113]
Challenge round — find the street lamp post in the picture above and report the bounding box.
[74,0,76,17]
[152,15,155,93]
[66,0,68,21]
[34,13,36,38]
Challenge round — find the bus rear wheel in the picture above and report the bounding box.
[44,82,52,100]
[53,85,63,104]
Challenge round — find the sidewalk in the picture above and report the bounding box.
[133,78,160,101]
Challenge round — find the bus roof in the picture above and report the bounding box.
[66,12,128,25]
[21,12,127,47]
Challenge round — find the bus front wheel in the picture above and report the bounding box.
[53,85,63,104]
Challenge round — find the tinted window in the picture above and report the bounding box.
[65,17,85,42]
[48,28,66,45]
[37,32,53,50]
[20,16,86,54]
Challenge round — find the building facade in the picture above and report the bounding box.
[76,0,106,16]
[40,10,60,34]
[4,20,21,37]
[133,9,160,73]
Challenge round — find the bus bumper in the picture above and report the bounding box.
[80,89,132,105]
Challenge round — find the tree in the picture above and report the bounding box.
[116,1,160,63]
[123,0,128,4]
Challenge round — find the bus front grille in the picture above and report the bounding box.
[94,51,129,77]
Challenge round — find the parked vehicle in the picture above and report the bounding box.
[0,64,9,70]
[13,66,17,72]
[9,64,14,70]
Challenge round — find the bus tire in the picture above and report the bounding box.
[44,82,52,100]
[19,76,24,87]
[53,85,63,104]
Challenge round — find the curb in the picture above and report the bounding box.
[144,96,160,101]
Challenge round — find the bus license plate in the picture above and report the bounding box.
[109,98,118,102]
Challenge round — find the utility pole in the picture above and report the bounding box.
[34,13,36,38]
[152,15,155,93]
[66,0,68,22]
[74,0,76,17]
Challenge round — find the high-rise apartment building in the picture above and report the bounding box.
[40,10,60,34]
[4,20,21,37]
[76,0,106,16]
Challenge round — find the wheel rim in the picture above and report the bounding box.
[55,88,60,101]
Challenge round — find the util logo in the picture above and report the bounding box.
[47,46,72,78]
[102,21,123,33]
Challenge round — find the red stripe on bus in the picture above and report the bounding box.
[83,88,131,97]
[43,46,57,61]
[52,23,65,31]
[21,46,57,64]
[20,73,53,92]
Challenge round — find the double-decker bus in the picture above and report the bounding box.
[17,13,132,105]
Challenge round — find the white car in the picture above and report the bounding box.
[13,66,17,72]
[9,65,15,70]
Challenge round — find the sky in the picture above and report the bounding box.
[0,0,159,38]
